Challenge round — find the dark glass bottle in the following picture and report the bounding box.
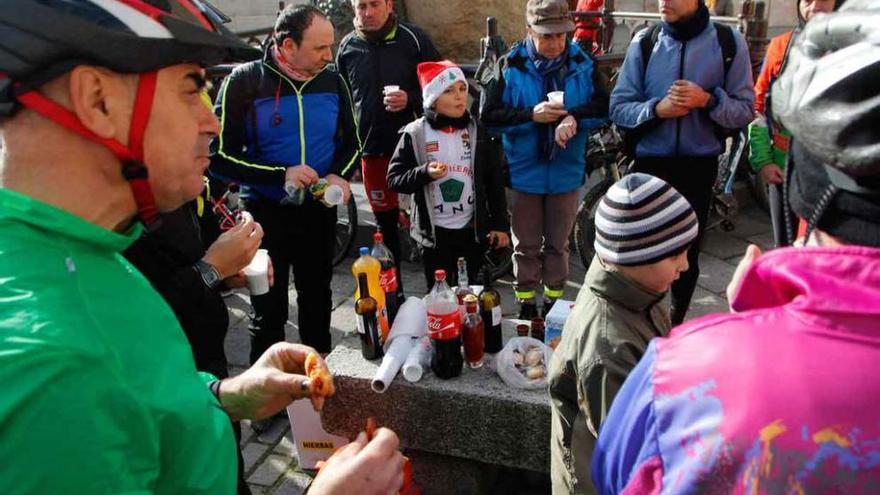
[355,273,383,360]
[479,270,503,353]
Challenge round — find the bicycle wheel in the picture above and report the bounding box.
[332,195,358,267]
[483,245,513,281]
[745,166,771,214]
[574,178,614,268]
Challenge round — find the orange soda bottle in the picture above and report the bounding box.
[352,247,390,342]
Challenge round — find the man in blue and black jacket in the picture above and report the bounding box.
[211,5,360,360]
[610,0,754,324]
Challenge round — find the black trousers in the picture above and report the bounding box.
[633,156,718,324]
[244,199,336,359]
[420,226,485,291]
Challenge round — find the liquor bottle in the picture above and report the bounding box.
[479,270,503,353]
[462,294,485,369]
[355,273,383,360]
[454,257,474,318]
[352,247,389,342]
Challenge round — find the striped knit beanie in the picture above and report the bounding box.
[595,173,699,266]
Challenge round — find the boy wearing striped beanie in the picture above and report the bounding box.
[547,173,696,494]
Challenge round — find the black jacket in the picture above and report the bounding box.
[387,113,509,248]
[124,199,230,379]
[336,21,440,157]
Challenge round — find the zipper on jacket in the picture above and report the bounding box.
[264,63,322,166]
[675,41,686,157]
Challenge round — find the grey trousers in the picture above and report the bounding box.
[509,188,581,300]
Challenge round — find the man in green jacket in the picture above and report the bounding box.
[548,173,696,494]
[0,2,403,494]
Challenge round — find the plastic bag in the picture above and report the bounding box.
[495,337,553,389]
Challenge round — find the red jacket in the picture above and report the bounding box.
[573,0,604,45]
[754,31,793,115]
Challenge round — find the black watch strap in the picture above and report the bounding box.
[194,260,222,289]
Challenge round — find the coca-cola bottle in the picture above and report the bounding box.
[454,257,474,319]
[479,270,503,354]
[371,231,399,324]
[355,273,383,360]
[426,270,463,379]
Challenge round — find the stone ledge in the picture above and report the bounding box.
[321,324,550,473]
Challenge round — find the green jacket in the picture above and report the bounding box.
[0,188,236,494]
[748,116,791,172]
[548,257,671,494]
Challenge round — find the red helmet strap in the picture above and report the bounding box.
[16,71,162,229]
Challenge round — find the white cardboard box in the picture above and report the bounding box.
[544,299,575,349]
[286,399,349,469]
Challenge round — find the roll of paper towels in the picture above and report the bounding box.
[371,336,417,393]
[402,336,432,382]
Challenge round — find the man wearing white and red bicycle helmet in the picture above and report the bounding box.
[0,1,402,493]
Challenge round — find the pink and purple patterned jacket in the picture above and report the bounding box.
[592,246,880,494]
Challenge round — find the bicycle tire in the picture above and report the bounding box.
[745,166,771,214]
[574,178,614,268]
[332,195,358,267]
[483,245,513,281]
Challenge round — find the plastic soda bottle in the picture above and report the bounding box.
[425,270,463,379]
[352,247,389,342]
[371,231,399,324]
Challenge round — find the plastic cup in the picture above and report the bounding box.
[244,249,270,296]
[383,85,400,95]
[547,91,565,105]
[321,184,344,207]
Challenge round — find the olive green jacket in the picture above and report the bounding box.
[548,257,671,494]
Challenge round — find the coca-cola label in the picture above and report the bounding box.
[379,269,398,293]
[427,312,460,340]
[491,306,502,326]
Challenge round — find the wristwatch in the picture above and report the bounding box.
[706,91,719,111]
[194,259,222,289]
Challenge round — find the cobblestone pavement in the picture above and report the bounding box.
[223,184,772,494]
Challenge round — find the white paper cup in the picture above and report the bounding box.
[321,184,344,207]
[547,91,565,105]
[244,249,270,296]
[383,85,400,95]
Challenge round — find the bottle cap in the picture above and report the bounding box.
[434,269,446,280]
[359,247,369,256]
[374,231,383,242]
[463,294,478,304]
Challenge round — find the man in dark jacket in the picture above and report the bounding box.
[609,0,754,323]
[336,0,440,289]
[124,182,264,495]
[211,5,359,359]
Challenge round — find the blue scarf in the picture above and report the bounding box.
[525,37,569,162]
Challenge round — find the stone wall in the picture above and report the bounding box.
[210,0,306,33]
[402,0,796,62]
[210,0,797,61]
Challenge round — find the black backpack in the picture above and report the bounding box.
[621,22,738,157]
[639,22,737,79]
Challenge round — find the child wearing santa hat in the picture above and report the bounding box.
[387,60,510,289]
